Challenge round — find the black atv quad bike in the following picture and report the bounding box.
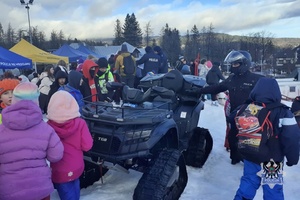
[80,70,213,200]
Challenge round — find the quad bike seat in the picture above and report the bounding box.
[161,70,184,93]
[122,85,152,104]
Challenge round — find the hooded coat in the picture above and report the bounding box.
[47,91,93,183]
[0,100,64,200]
[234,78,300,164]
[48,70,68,99]
[80,60,99,102]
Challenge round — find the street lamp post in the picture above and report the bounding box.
[20,0,34,44]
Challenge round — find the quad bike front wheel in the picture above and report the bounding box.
[184,127,213,168]
[133,149,188,200]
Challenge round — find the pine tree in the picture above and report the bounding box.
[184,30,192,61]
[190,25,200,61]
[113,19,124,45]
[50,30,60,49]
[122,13,143,47]
[0,23,6,47]
[161,24,181,67]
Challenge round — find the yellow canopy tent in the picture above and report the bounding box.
[10,39,68,64]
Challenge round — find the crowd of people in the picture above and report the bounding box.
[0,45,299,200]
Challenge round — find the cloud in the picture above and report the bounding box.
[1,0,299,40]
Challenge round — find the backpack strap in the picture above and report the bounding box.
[264,102,286,110]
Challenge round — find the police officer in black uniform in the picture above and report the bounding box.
[199,50,264,164]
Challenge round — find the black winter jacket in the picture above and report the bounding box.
[201,70,263,112]
[206,65,225,85]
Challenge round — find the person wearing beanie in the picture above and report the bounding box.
[154,46,168,74]
[121,44,128,53]
[47,91,93,200]
[0,82,64,200]
[0,78,20,124]
[114,44,136,88]
[59,69,85,113]
[0,78,20,111]
[48,70,68,100]
[205,60,213,69]
[80,59,100,102]
[76,58,84,73]
[96,57,115,102]
[136,46,160,78]
[175,55,187,72]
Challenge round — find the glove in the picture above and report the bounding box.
[286,162,293,167]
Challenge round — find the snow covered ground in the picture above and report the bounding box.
[51,100,300,200]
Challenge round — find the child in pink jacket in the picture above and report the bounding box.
[47,90,93,200]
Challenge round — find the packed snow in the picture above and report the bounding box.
[51,100,300,200]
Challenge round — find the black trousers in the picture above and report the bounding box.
[228,127,242,161]
[38,93,49,114]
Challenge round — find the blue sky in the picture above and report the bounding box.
[1,0,299,40]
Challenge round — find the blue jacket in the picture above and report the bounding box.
[59,84,84,113]
[233,77,300,165]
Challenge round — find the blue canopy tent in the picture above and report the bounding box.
[0,46,32,69]
[77,45,102,58]
[52,44,88,63]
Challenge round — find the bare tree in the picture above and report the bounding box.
[144,21,153,46]
[5,23,17,48]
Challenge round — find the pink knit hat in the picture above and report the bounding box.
[205,60,213,69]
[47,90,80,123]
[12,82,40,105]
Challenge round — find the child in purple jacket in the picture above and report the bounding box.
[47,90,93,200]
[0,82,64,200]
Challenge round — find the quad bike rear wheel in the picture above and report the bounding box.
[133,149,188,200]
[184,127,213,168]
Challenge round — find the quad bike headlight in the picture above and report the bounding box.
[125,129,152,139]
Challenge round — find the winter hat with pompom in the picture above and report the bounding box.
[12,82,40,105]
[47,90,80,123]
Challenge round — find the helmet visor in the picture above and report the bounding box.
[224,50,246,64]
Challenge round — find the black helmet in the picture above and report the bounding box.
[224,50,252,75]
